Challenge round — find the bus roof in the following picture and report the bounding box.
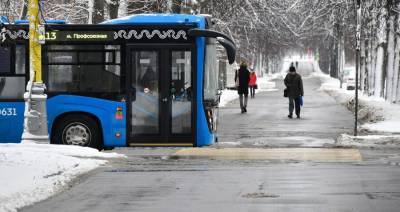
[0,16,9,24]
[12,20,66,25]
[102,13,206,28]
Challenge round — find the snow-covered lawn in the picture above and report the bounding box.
[219,76,276,107]
[0,143,125,212]
[314,71,400,148]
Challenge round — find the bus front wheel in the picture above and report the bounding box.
[51,114,103,150]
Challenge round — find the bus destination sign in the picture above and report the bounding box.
[45,31,114,42]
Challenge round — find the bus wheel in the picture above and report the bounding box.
[52,114,102,150]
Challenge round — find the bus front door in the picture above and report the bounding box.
[126,45,195,146]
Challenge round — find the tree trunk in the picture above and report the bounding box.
[108,0,120,19]
[386,1,395,101]
[339,32,345,88]
[361,37,366,91]
[92,0,105,24]
[375,46,385,97]
[392,33,400,102]
[171,0,183,13]
[330,36,338,78]
[119,0,128,17]
[374,1,387,98]
[369,16,376,96]
[394,2,400,102]
[19,0,28,20]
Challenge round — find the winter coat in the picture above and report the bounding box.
[235,67,250,95]
[141,67,156,88]
[284,72,304,98]
[249,73,257,86]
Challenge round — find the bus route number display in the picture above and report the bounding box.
[45,31,114,42]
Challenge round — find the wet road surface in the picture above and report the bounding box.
[20,149,400,212]
[20,73,400,212]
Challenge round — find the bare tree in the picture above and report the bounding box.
[5,0,400,103]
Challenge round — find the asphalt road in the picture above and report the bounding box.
[21,72,400,212]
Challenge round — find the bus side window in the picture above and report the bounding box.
[15,45,26,74]
[0,77,26,99]
[203,38,219,102]
[0,46,11,74]
[44,45,121,95]
[0,45,26,100]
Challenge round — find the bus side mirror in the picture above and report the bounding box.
[216,37,236,64]
[188,29,236,64]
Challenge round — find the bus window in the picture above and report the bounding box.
[171,50,192,134]
[0,77,25,99]
[47,52,77,64]
[204,38,219,102]
[0,47,11,74]
[78,51,103,63]
[0,45,26,99]
[15,45,26,74]
[44,45,121,94]
[131,51,160,135]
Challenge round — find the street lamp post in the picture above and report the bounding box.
[21,0,49,143]
[354,0,361,136]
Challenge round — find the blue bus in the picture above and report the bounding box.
[0,14,235,149]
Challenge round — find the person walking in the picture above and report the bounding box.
[284,66,304,118]
[235,62,250,113]
[249,70,257,98]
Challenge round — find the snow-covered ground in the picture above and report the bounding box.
[219,76,277,107]
[314,71,400,148]
[0,143,125,212]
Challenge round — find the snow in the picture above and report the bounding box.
[337,134,400,149]
[219,76,277,107]
[363,120,400,133]
[313,71,400,147]
[0,143,125,212]
[315,71,400,133]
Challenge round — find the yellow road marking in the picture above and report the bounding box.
[173,148,362,162]
[129,143,193,147]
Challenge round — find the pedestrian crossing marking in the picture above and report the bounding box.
[173,148,362,162]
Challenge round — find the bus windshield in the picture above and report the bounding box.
[204,38,219,102]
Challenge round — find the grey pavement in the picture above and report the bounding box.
[20,74,400,212]
[217,75,354,148]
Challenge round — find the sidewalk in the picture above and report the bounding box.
[217,76,354,147]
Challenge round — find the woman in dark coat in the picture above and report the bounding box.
[235,62,250,113]
[284,66,304,118]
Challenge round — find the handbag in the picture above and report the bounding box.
[284,88,288,97]
[254,84,258,89]
[235,70,239,87]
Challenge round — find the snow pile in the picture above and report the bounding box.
[313,71,400,147]
[316,71,400,133]
[219,90,239,107]
[219,76,276,107]
[0,143,124,212]
[337,134,400,149]
[257,76,278,92]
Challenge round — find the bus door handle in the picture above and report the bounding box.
[130,86,136,101]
